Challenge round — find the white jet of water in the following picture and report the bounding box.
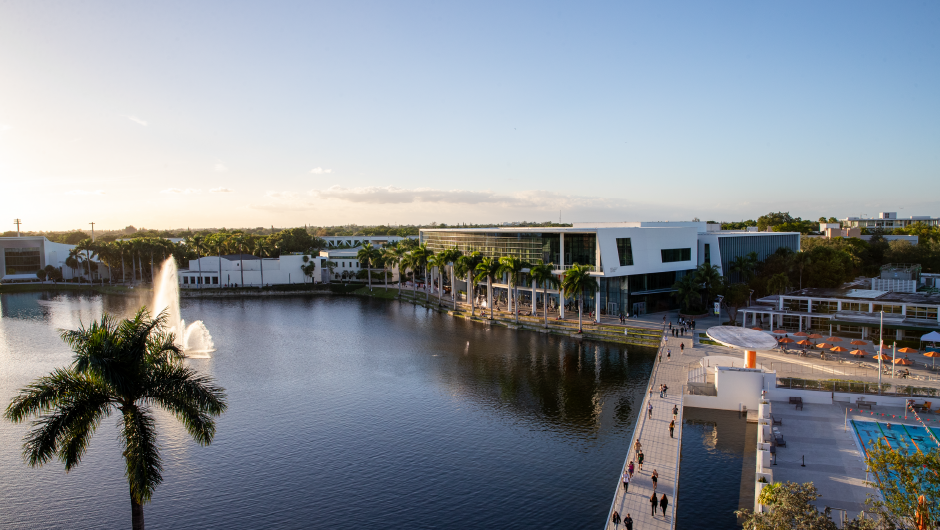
[153,257,215,357]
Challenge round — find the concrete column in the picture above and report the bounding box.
[595,282,601,319]
[901,304,907,316]
[807,299,813,314]
[837,300,842,311]
[532,278,537,316]
[558,233,565,320]
[799,316,803,332]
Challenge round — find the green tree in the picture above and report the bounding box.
[498,256,526,324]
[35,269,47,282]
[766,272,789,295]
[672,273,702,313]
[232,233,251,287]
[694,262,723,309]
[253,238,272,286]
[356,243,380,290]
[185,235,205,289]
[736,481,876,530]
[4,309,227,530]
[428,253,447,305]
[400,252,419,303]
[864,438,940,529]
[561,263,598,332]
[729,252,759,283]
[383,243,405,296]
[529,260,559,328]
[722,281,751,325]
[474,257,500,319]
[455,252,482,316]
[271,227,314,254]
[757,212,795,232]
[411,244,432,302]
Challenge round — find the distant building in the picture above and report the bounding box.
[321,235,415,248]
[0,236,108,283]
[842,212,940,229]
[178,254,323,287]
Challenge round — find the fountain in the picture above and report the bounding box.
[153,257,215,357]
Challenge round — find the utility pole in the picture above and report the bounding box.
[878,311,883,395]
[89,222,96,241]
[13,218,22,237]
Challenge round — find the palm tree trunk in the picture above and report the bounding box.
[532,280,536,317]
[197,254,203,289]
[544,286,549,329]
[218,252,222,288]
[367,260,372,290]
[468,272,474,316]
[240,256,244,287]
[259,258,264,287]
[121,253,126,284]
[131,495,145,530]
[451,266,456,309]
[487,277,493,319]
[384,265,388,291]
[578,290,583,332]
[513,283,518,323]
[425,266,430,302]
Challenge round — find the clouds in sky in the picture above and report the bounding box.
[213,162,228,172]
[210,187,233,193]
[160,188,201,194]
[310,185,623,211]
[310,167,332,174]
[66,189,105,195]
[124,115,148,126]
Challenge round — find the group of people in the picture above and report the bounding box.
[612,439,670,527]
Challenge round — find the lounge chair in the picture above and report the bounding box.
[921,402,932,413]
[773,432,786,447]
[789,396,803,410]
[771,414,782,426]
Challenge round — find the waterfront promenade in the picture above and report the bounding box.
[604,333,695,530]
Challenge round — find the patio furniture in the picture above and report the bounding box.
[921,402,932,413]
[857,399,873,410]
[771,413,782,426]
[773,428,786,447]
[789,396,803,410]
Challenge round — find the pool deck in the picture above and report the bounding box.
[605,334,695,530]
[767,401,874,518]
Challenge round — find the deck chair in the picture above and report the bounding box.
[921,402,933,413]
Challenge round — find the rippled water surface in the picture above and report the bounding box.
[0,292,655,529]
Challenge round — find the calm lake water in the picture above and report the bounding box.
[0,292,656,529]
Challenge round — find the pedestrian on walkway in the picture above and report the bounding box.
[652,469,658,490]
[680,342,685,354]
[660,494,669,517]
[623,513,633,530]
[648,402,653,418]
[662,384,668,397]
[650,492,659,516]
[622,469,630,492]
[611,510,621,527]
[637,450,644,471]
[667,349,671,361]
[634,440,642,456]
[628,460,635,479]
[669,419,675,438]
[672,404,678,420]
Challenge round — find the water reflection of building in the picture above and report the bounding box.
[420,222,798,316]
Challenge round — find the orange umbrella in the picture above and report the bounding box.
[924,351,940,358]
[815,342,832,349]
[773,329,787,334]
[778,337,795,344]
[826,337,843,342]
[808,333,824,339]
[794,331,809,337]
[873,353,891,361]
[894,358,913,365]
[849,350,866,357]
[850,340,868,346]
[751,326,762,331]
[797,339,813,346]
[830,346,849,352]
[897,347,919,354]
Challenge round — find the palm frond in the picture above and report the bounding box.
[143,364,227,445]
[121,404,163,504]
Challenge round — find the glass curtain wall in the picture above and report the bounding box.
[421,231,563,264]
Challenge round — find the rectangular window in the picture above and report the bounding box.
[811,300,837,314]
[661,248,691,263]
[842,302,864,312]
[4,247,41,274]
[616,238,634,266]
[873,304,902,314]
[212,277,219,284]
[909,306,939,320]
[183,277,189,284]
[784,299,809,312]
[703,244,710,265]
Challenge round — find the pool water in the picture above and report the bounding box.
[852,420,940,455]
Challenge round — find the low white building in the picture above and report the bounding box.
[178,254,323,287]
[0,236,109,283]
[322,235,416,248]
[319,248,400,283]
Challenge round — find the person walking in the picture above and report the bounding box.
[672,404,679,421]
[651,469,659,490]
[637,450,644,471]
[680,342,685,354]
[628,460,635,479]
[648,402,653,419]
[650,492,659,516]
[623,513,633,530]
[611,510,621,527]
[667,349,671,361]
[662,384,668,397]
[634,439,642,456]
[660,494,669,517]
[622,469,630,492]
[669,419,675,438]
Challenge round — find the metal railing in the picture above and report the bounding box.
[776,377,940,397]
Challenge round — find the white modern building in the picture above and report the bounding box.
[322,235,416,248]
[419,222,800,316]
[841,212,940,230]
[0,236,109,283]
[319,248,401,283]
[178,254,324,287]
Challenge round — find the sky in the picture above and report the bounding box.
[1,1,938,232]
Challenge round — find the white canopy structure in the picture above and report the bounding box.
[921,331,940,343]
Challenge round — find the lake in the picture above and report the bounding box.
[0,292,656,529]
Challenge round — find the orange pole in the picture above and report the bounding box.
[745,350,757,369]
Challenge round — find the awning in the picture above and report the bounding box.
[829,319,940,333]
[922,331,940,342]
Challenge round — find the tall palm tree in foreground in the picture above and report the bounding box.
[411,244,431,302]
[497,256,525,324]
[454,252,481,316]
[357,243,380,290]
[562,263,598,333]
[529,260,558,328]
[4,309,227,530]
[694,262,723,310]
[400,252,419,304]
[474,257,500,319]
[427,253,447,306]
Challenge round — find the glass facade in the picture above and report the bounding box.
[717,234,800,283]
[661,248,691,263]
[616,238,634,266]
[4,247,41,274]
[703,244,710,265]
[564,234,596,267]
[596,269,693,316]
[421,231,597,266]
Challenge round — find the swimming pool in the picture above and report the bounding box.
[852,420,940,455]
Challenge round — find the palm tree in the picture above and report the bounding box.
[497,256,525,324]
[474,257,500,319]
[232,233,250,287]
[400,252,419,304]
[694,262,723,310]
[767,272,789,296]
[529,260,558,328]
[4,308,227,530]
[672,273,702,313]
[443,247,463,308]
[253,238,271,287]
[185,235,205,289]
[207,233,228,287]
[411,244,432,302]
[382,243,403,294]
[791,252,812,290]
[356,243,380,290]
[427,253,448,306]
[454,252,481,315]
[562,263,598,333]
[114,240,128,284]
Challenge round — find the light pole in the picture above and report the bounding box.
[13,219,22,237]
[878,311,883,395]
[89,222,95,242]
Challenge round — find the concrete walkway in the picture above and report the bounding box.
[605,334,694,530]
